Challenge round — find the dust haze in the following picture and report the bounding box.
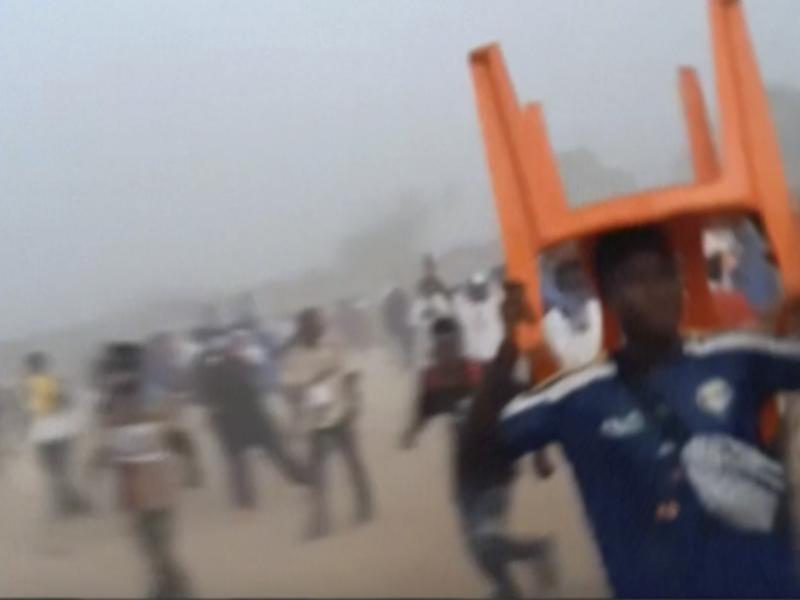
[0,0,797,349]
[1,2,800,598]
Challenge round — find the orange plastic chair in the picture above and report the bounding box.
[469,0,800,367]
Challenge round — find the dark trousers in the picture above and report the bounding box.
[36,439,86,517]
[458,486,554,599]
[214,413,307,509]
[133,509,190,599]
[307,421,374,538]
[166,429,203,488]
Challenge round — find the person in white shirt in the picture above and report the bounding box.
[703,226,741,291]
[454,273,504,364]
[409,276,453,369]
[542,258,603,372]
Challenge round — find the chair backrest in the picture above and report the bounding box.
[470,0,799,367]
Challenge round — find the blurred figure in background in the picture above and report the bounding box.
[410,256,453,369]
[401,316,557,599]
[401,317,556,598]
[706,253,758,328]
[93,342,192,599]
[703,226,740,290]
[382,286,414,369]
[731,220,781,313]
[231,293,283,394]
[704,246,780,458]
[143,332,203,488]
[419,253,450,298]
[0,380,26,463]
[281,308,374,540]
[541,256,603,372]
[22,352,88,518]
[453,273,504,365]
[193,329,307,510]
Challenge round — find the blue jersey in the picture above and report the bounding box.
[501,332,800,598]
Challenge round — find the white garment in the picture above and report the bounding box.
[280,336,358,431]
[106,422,169,464]
[454,290,504,362]
[542,299,603,371]
[682,433,785,533]
[409,293,452,368]
[29,410,78,444]
[703,227,740,257]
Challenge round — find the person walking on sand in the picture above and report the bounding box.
[281,308,375,540]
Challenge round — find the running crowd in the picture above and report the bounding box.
[6,215,800,599]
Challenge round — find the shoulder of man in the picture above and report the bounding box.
[683,329,800,358]
[501,355,617,421]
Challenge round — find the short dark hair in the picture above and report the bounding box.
[101,343,144,376]
[593,225,673,294]
[25,351,47,372]
[297,307,318,323]
[431,316,460,338]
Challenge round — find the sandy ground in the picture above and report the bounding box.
[0,349,609,598]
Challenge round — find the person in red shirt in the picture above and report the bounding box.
[401,316,557,599]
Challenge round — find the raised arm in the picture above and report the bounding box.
[460,282,532,475]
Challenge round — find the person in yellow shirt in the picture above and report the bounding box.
[23,352,87,517]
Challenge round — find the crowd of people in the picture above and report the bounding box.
[4,216,800,599]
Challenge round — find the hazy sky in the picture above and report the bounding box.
[0,0,798,339]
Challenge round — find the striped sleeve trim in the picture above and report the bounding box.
[501,361,617,421]
[684,331,800,359]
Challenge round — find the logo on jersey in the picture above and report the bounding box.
[600,410,646,438]
[695,378,733,417]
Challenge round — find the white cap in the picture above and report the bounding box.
[470,272,488,286]
[703,228,740,257]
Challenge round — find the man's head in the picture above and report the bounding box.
[101,343,144,395]
[430,317,463,366]
[593,225,683,344]
[466,273,490,302]
[25,351,47,374]
[297,307,325,346]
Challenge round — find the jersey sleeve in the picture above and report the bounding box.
[499,360,615,460]
[499,383,562,460]
[688,332,800,400]
[746,335,800,396]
